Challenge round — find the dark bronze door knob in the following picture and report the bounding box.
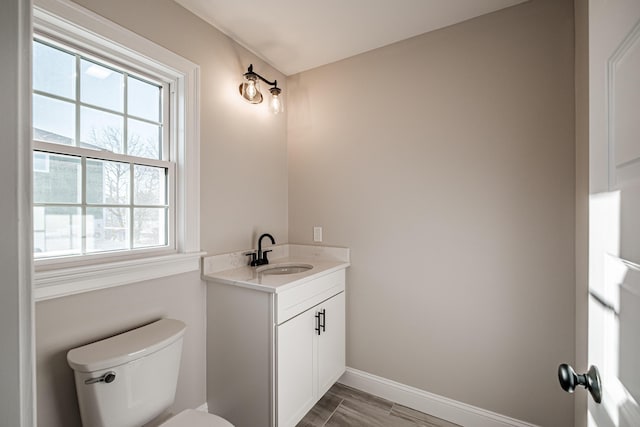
[558,363,602,404]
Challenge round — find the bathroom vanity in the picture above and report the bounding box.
[202,245,350,427]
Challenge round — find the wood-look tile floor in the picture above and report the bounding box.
[296,383,462,427]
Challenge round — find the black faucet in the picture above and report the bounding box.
[248,233,276,267]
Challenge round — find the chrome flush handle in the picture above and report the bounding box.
[85,371,116,385]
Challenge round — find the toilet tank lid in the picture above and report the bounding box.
[67,318,186,373]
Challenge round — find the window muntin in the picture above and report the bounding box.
[32,37,172,260]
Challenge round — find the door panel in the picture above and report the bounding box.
[589,0,640,425]
[277,308,316,427]
[610,23,640,180]
[618,268,640,406]
[317,292,346,397]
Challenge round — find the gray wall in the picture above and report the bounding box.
[35,0,581,426]
[70,0,289,254]
[286,1,576,425]
[35,0,289,425]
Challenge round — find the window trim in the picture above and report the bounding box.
[33,0,202,301]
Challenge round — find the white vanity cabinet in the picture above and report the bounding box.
[277,291,345,427]
[205,266,347,427]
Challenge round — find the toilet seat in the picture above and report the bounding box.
[159,409,234,427]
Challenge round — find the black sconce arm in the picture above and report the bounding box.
[245,64,279,88]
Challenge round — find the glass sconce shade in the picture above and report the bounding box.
[239,64,283,113]
[269,86,283,114]
[239,74,262,104]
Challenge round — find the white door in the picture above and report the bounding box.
[587,0,640,425]
[317,292,346,397]
[276,308,316,427]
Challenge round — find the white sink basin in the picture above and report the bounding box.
[257,264,313,275]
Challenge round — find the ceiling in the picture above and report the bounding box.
[174,0,528,76]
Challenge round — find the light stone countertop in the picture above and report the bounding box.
[201,244,350,293]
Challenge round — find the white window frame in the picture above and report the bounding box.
[33,0,202,301]
[33,36,174,262]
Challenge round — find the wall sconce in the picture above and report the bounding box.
[239,64,283,114]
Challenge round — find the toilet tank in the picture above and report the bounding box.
[67,319,187,427]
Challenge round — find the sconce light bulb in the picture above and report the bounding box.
[269,87,283,114]
[246,80,257,100]
[270,94,282,114]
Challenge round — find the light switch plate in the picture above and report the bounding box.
[313,226,323,242]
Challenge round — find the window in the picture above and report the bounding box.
[33,37,173,260]
[33,0,201,301]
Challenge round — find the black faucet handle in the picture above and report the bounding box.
[244,251,257,266]
[263,250,272,264]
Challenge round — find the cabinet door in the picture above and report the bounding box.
[277,307,317,427]
[317,292,346,397]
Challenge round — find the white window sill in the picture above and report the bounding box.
[34,251,206,301]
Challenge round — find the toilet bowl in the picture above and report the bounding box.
[67,318,233,427]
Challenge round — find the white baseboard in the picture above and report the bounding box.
[338,367,539,427]
[195,402,209,413]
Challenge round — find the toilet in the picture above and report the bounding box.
[67,318,233,427]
